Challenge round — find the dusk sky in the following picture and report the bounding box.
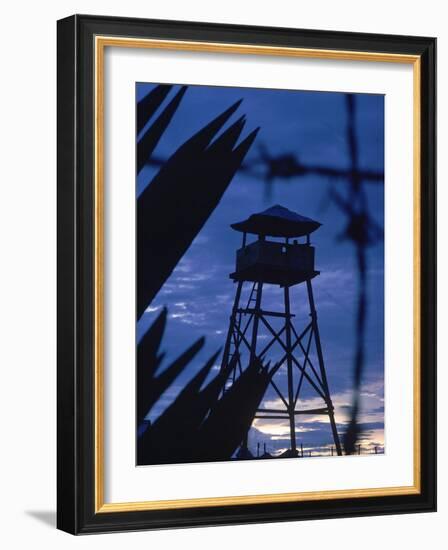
[136,82,385,458]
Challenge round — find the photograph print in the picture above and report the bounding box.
[136,81,384,467]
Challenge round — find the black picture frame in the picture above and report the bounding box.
[57,14,436,534]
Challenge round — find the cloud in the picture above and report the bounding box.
[145,305,162,313]
[249,377,384,455]
[170,311,207,326]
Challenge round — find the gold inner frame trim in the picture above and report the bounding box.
[94,35,422,513]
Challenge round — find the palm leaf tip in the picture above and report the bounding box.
[207,116,247,154]
[137,85,188,173]
[137,84,173,134]
[137,331,205,423]
[186,98,245,151]
[185,350,218,393]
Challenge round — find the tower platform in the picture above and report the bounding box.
[230,238,319,286]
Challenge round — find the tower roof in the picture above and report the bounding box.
[231,205,321,237]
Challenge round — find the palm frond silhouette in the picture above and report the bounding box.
[136,85,262,464]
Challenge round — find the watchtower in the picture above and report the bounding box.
[221,205,342,457]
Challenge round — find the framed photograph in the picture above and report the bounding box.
[57,14,436,534]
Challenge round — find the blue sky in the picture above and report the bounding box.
[137,82,385,457]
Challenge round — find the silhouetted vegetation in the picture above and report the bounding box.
[137,86,259,318]
[137,85,262,464]
[137,308,270,465]
[137,307,205,426]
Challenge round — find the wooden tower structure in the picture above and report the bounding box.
[220,205,342,457]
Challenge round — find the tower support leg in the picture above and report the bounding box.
[220,280,243,375]
[306,279,343,456]
[241,282,264,452]
[249,282,263,363]
[284,285,297,454]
